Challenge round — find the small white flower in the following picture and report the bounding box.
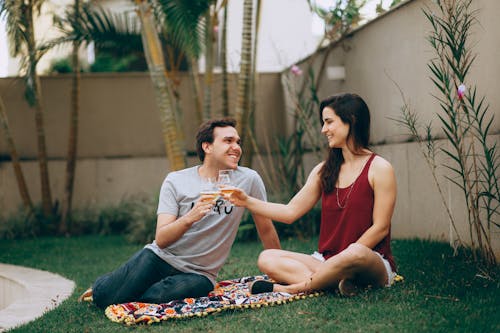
[457,84,466,100]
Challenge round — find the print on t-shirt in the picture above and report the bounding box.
[190,198,233,215]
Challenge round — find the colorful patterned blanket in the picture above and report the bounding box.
[105,275,322,325]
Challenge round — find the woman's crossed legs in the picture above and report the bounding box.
[257,243,388,294]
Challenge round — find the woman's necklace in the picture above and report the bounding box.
[336,155,371,209]
[336,181,356,209]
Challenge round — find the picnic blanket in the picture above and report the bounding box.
[105,275,322,325]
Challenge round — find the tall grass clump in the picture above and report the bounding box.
[394,0,498,267]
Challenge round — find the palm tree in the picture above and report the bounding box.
[155,0,209,126]
[59,3,145,62]
[1,0,53,217]
[220,0,229,116]
[58,0,82,234]
[189,56,204,125]
[51,2,150,230]
[203,8,215,120]
[0,95,34,214]
[135,0,186,170]
[243,0,262,167]
[235,0,253,165]
[58,1,209,171]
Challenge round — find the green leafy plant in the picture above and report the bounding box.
[376,0,403,14]
[48,57,73,73]
[0,195,159,241]
[311,0,366,41]
[395,0,498,267]
[124,195,159,244]
[89,53,145,72]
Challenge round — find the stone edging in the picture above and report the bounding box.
[0,263,75,332]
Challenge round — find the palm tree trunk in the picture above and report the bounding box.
[241,0,261,167]
[203,9,216,120]
[221,1,229,117]
[135,0,186,171]
[32,77,53,217]
[251,0,261,114]
[235,0,253,159]
[189,56,203,125]
[172,78,186,156]
[0,95,34,213]
[59,29,81,234]
[164,45,187,156]
[26,3,52,217]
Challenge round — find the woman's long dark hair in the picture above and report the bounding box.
[319,93,371,193]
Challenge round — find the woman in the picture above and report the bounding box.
[226,93,397,296]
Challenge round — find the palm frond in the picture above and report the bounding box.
[155,0,210,58]
[58,3,143,55]
[1,0,28,56]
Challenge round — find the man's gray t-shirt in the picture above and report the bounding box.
[145,166,267,286]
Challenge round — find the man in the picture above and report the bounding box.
[80,118,280,308]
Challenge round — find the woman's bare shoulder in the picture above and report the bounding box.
[305,161,325,184]
[372,155,393,169]
[313,161,325,172]
[310,161,325,177]
[370,155,395,181]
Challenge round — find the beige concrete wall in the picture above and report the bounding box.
[0,72,286,159]
[0,74,162,159]
[306,0,499,145]
[376,136,498,248]
[0,156,199,215]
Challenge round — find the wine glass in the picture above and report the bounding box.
[200,177,219,215]
[218,170,233,208]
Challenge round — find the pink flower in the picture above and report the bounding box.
[457,84,466,100]
[290,65,303,76]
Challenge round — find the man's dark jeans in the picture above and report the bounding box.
[92,248,213,309]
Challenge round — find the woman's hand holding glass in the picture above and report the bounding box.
[217,170,234,209]
[220,186,249,208]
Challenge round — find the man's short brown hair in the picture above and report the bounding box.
[195,118,237,161]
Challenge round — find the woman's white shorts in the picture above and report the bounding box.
[311,250,396,286]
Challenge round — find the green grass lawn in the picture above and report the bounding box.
[0,235,498,332]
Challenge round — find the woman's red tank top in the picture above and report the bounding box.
[318,153,396,271]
